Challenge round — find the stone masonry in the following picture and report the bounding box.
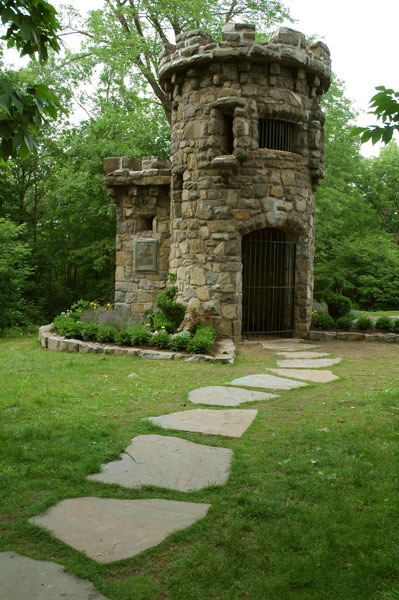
[104,25,331,340]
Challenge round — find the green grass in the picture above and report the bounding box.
[1,336,399,599]
[354,309,399,318]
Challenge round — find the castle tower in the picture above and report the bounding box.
[105,25,331,340]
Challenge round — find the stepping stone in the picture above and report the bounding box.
[228,374,307,390]
[276,351,330,358]
[188,386,278,407]
[259,342,323,351]
[0,551,109,599]
[145,409,257,438]
[268,369,339,383]
[87,434,232,492]
[276,358,341,369]
[30,497,210,564]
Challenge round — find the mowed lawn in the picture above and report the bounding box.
[1,336,399,600]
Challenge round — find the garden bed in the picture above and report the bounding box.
[308,330,399,342]
[38,324,235,363]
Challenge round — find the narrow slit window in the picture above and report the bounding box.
[224,115,234,154]
[258,119,293,152]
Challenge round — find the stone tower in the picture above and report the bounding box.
[105,25,331,340]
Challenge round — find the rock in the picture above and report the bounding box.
[276,358,341,368]
[145,408,257,437]
[189,386,277,406]
[30,498,210,564]
[228,374,307,390]
[268,368,339,383]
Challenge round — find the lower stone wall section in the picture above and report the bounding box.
[308,330,399,343]
[38,325,235,364]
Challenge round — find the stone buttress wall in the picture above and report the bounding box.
[104,156,171,315]
[158,25,331,338]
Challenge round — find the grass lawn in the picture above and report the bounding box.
[354,309,399,319]
[1,335,399,600]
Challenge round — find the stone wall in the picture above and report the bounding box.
[105,156,171,315]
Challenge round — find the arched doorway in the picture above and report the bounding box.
[242,228,296,337]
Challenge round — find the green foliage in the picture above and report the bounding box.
[323,291,351,319]
[0,0,61,61]
[113,328,133,346]
[352,86,399,145]
[154,286,186,334]
[375,316,393,331]
[95,325,116,343]
[170,330,191,351]
[335,315,353,330]
[152,330,171,349]
[130,325,152,346]
[0,0,63,160]
[313,313,334,330]
[391,319,399,333]
[80,322,98,341]
[356,316,374,331]
[187,325,217,354]
[0,218,32,331]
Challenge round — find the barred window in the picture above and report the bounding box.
[258,119,293,152]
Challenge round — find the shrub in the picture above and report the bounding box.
[81,322,99,341]
[153,330,171,349]
[130,325,152,346]
[187,326,217,354]
[114,328,134,345]
[335,315,353,330]
[391,319,399,333]
[323,291,351,319]
[95,325,117,343]
[170,330,191,352]
[155,286,186,334]
[375,316,393,331]
[313,314,334,330]
[356,316,374,331]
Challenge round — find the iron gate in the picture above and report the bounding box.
[242,228,296,337]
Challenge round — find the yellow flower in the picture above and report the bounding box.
[161,326,165,329]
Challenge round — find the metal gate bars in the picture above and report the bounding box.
[242,227,296,337]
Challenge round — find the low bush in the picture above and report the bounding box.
[187,326,217,354]
[130,325,152,346]
[356,316,374,331]
[153,330,171,349]
[335,315,353,330]
[375,316,393,331]
[324,291,351,319]
[313,314,334,330]
[81,322,99,341]
[391,319,399,333]
[95,325,117,343]
[170,330,191,352]
[114,328,134,346]
[154,286,186,334]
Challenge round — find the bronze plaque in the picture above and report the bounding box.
[134,238,158,272]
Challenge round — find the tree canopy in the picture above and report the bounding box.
[352,86,399,145]
[0,0,62,160]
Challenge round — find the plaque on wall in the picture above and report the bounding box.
[134,238,158,272]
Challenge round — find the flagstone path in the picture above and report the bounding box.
[87,434,233,491]
[188,386,278,406]
[6,336,342,598]
[145,409,258,437]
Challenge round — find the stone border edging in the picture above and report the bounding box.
[308,330,399,342]
[38,325,235,364]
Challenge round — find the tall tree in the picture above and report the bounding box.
[352,86,399,145]
[64,0,290,122]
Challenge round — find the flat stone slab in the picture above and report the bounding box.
[276,351,330,358]
[0,551,109,599]
[87,434,232,492]
[268,369,339,383]
[276,358,342,369]
[188,386,278,407]
[259,341,323,351]
[30,497,210,564]
[228,374,307,390]
[145,409,257,437]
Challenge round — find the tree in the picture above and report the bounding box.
[360,142,399,244]
[0,0,63,159]
[352,86,399,145]
[65,0,291,122]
